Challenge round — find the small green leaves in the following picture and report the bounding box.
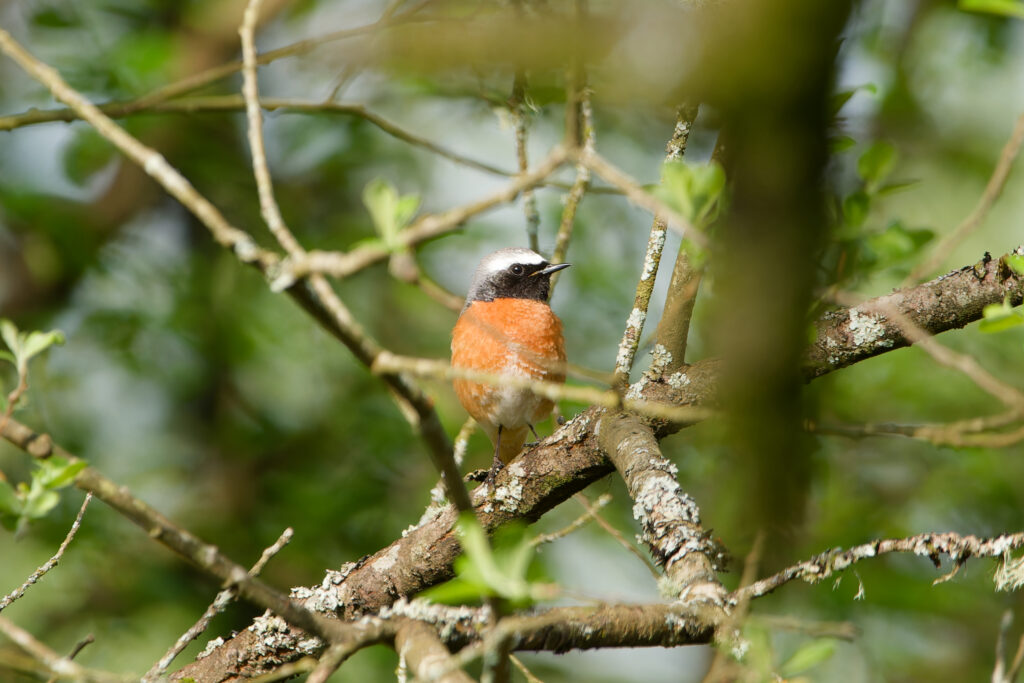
[654,160,726,230]
[980,297,1024,333]
[1004,253,1024,276]
[0,319,65,375]
[865,221,934,267]
[958,0,1024,18]
[857,141,897,192]
[779,638,838,678]
[422,513,555,606]
[361,179,421,252]
[0,456,86,535]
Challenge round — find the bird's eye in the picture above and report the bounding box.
[510,264,525,276]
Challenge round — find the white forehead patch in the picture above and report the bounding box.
[479,248,546,275]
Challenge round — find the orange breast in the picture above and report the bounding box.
[451,299,566,432]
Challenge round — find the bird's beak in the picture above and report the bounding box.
[532,262,571,277]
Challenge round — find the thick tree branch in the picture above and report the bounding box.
[395,620,474,683]
[597,414,725,600]
[805,248,1024,379]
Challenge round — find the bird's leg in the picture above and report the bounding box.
[523,423,541,448]
[487,425,504,486]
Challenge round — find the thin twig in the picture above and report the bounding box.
[573,493,660,578]
[509,654,545,683]
[575,148,708,249]
[248,657,317,683]
[0,616,128,683]
[240,0,305,257]
[270,147,568,288]
[531,493,611,546]
[143,528,294,681]
[907,112,1024,285]
[371,351,715,424]
[509,71,541,251]
[0,21,473,514]
[0,494,92,613]
[734,530,1024,602]
[550,86,593,293]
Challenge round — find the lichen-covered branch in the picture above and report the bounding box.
[806,248,1024,378]
[0,417,388,655]
[142,528,295,682]
[597,413,725,602]
[99,244,1024,680]
[733,530,1024,602]
[0,494,91,613]
[395,620,474,683]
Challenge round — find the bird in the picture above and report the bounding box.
[451,247,570,482]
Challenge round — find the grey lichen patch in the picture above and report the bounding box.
[196,637,224,660]
[995,554,1024,592]
[373,545,401,573]
[640,230,667,281]
[380,597,489,642]
[291,563,358,613]
[667,371,690,390]
[249,611,320,662]
[494,461,527,513]
[847,308,893,349]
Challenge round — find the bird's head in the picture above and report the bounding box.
[464,247,570,309]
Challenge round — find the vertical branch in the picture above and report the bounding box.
[510,71,541,252]
[654,104,703,372]
[597,413,726,601]
[611,106,699,387]
[550,86,593,292]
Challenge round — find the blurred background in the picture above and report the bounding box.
[1,0,1024,680]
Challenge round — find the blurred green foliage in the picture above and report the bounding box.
[0,1,1022,682]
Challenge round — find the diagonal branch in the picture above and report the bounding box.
[906,112,1024,285]
[0,493,92,613]
[0,24,473,513]
[733,530,1024,602]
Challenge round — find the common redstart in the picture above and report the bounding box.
[451,247,570,482]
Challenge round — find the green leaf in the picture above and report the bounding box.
[842,192,870,229]
[654,160,726,229]
[958,0,1024,18]
[19,330,65,365]
[830,135,857,153]
[0,480,22,516]
[830,84,877,117]
[876,179,920,196]
[422,513,550,606]
[866,222,934,266]
[980,298,1024,333]
[362,179,420,250]
[1005,253,1024,275]
[0,350,15,367]
[779,638,837,677]
[36,457,87,490]
[21,488,60,520]
[0,320,19,357]
[857,141,897,189]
